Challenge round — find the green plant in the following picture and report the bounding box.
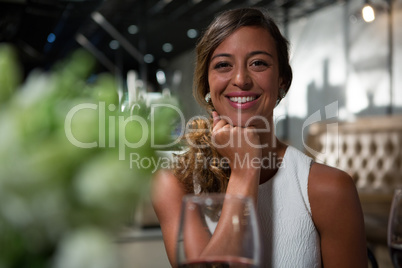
[0,44,178,268]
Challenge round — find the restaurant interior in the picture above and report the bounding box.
[1,0,401,267]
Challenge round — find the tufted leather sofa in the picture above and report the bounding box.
[305,114,402,246]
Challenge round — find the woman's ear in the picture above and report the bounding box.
[275,78,288,107]
[278,77,287,91]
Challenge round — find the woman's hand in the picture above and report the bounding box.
[211,111,261,200]
[211,111,262,175]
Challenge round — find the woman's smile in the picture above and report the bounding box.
[226,93,261,109]
[208,26,283,127]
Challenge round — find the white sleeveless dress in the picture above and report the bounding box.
[257,146,321,268]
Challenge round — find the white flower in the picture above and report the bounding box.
[53,228,121,268]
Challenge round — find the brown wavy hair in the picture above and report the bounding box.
[173,7,293,194]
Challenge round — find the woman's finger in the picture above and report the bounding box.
[212,111,229,133]
[212,111,220,128]
[212,119,229,133]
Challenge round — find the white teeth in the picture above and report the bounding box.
[229,96,256,104]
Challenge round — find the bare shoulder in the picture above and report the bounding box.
[151,169,187,266]
[308,162,357,199]
[308,162,360,222]
[308,162,367,267]
[152,169,182,195]
[151,169,186,212]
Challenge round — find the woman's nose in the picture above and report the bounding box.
[232,66,252,90]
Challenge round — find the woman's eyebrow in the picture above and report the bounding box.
[249,50,273,58]
[211,51,273,60]
[210,53,232,60]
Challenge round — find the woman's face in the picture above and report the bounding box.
[208,26,284,128]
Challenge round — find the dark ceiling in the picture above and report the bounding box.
[0,0,339,89]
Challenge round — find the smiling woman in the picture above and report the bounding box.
[152,7,368,268]
[207,26,281,128]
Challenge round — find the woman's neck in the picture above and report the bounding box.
[258,138,287,185]
[256,116,282,155]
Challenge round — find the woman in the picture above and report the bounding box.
[152,7,367,267]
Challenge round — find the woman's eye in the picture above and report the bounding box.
[250,60,270,71]
[214,62,231,69]
[251,60,268,67]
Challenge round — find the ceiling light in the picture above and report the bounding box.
[109,40,119,50]
[156,70,166,85]
[187,29,198,39]
[162,43,173,53]
[47,33,56,43]
[362,4,375,23]
[144,54,154,63]
[128,25,138,34]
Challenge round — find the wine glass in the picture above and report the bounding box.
[176,193,261,268]
[388,188,402,267]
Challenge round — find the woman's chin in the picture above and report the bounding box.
[232,117,271,129]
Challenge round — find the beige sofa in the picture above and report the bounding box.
[306,114,402,265]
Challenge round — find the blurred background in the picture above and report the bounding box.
[1,0,401,267]
[1,0,401,144]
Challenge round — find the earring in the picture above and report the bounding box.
[205,92,211,103]
[279,88,286,99]
[275,88,286,107]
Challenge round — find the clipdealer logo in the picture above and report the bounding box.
[64,100,339,169]
[64,102,185,160]
[302,101,339,164]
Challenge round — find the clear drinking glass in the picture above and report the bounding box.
[388,188,402,267]
[176,193,261,268]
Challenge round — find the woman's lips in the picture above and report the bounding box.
[228,96,257,103]
[226,94,260,109]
